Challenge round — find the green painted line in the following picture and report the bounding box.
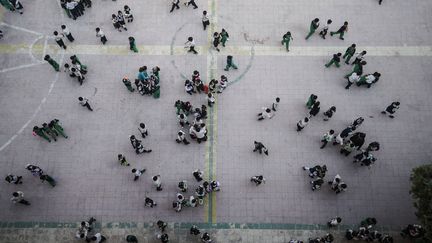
[0,221,403,232]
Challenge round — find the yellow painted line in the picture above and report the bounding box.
[1,44,432,56]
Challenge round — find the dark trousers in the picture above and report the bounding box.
[188,46,198,54]
[78,76,85,85]
[176,138,190,144]
[82,0,91,7]
[203,20,210,30]
[170,2,180,12]
[70,8,79,19]
[83,102,92,111]
[320,140,328,149]
[379,0,382,4]
[319,29,328,39]
[100,36,107,44]
[56,40,66,49]
[66,33,74,42]
[18,199,30,205]
[187,0,198,8]
[345,81,353,89]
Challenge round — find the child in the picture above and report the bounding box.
[218,75,228,93]
[321,130,334,149]
[381,102,400,118]
[124,5,134,22]
[138,123,148,138]
[61,25,74,42]
[95,27,107,44]
[257,107,274,120]
[122,77,135,92]
[272,97,280,112]
[323,106,336,121]
[296,117,309,132]
[253,141,269,155]
[176,130,190,145]
[319,19,332,39]
[118,154,130,166]
[224,55,238,71]
[128,36,138,52]
[152,175,162,191]
[207,93,215,107]
[250,175,266,186]
[53,31,67,49]
[327,217,342,227]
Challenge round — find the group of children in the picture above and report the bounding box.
[8,164,57,206]
[325,45,382,90]
[64,55,88,85]
[175,100,208,144]
[305,18,349,41]
[60,0,91,20]
[171,170,220,213]
[345,217,393,243]
[184,71,228,98]
[111,5,133,32]
[75,217,108,242]
[32,119,68,143]
[297,94,336,132]
[123,66,162,98]
[302,164,348,193]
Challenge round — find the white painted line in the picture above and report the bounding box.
[29,35,44,62]
[0,22,43,36]
[0,62,43,73]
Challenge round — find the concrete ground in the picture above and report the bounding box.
[0,0,431,242]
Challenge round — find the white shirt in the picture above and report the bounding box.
[66,1,77,9]
[79,98,88,106]
[11,191,24,203]
[138,126,147,134]
[202,14,209,22]
[348,72,360,83]
[93,233,103,243]
[62,27,70,36]
[207,95,215,103]
[196,128,206,139]
[298,118,308,127]
[153,176,161,186]
[365,74,375,84]
[185,39,195,48]
[54,35,63,42]
[177,131,186,140]
[96,30,105,37]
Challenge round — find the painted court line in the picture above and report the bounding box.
[0,51,65,152]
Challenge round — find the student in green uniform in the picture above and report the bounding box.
[44,55,60,71]
[40,174,56,187]
[343,44,356,64]
[122,77,135,92]
[42,123,58,141]
[306,94,318,109]
[345,61,366,78]
[0,0,14,11]
[33,126,51,142]
[330,21,348,40]
[305,18,319,40]
[224,55,238,71]
[50,119,68,138]
[325,53,342,68]
[220,28,229,47]
[281,31,293,52]
[128,36,138,53]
